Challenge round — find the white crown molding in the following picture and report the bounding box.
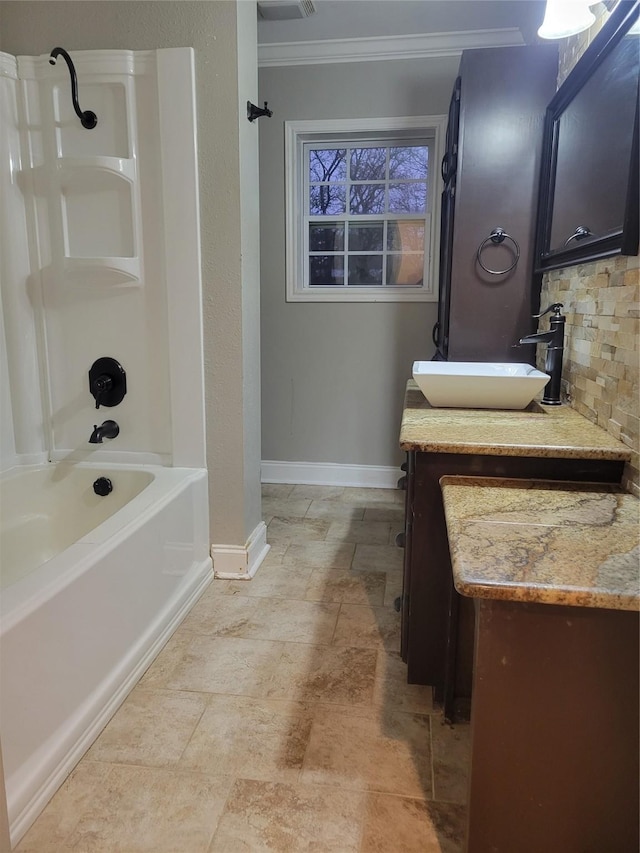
[261,460,402,489]
[258,27,525,67]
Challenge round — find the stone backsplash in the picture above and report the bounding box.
[540,3,639,496]
[541,257,639,496]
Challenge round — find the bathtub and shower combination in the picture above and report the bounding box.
[0,46,213,846]
[0,462,212,841]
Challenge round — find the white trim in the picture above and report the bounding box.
[16,50,156,78]
[258,28,525,67]
[212,521,271,580]
[157,48,207,469]
[285,115,446,303]
[0,51,18,79]
[261,460,402,489]
[48,449,171,466]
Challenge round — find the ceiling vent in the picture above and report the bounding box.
[258,0,316,20]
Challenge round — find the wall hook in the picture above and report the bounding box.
[49,47,97,129]
[247,101,273,122]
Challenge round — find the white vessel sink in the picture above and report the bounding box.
[412,361,549,410]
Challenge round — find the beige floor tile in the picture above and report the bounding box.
[431,719,472,804]
[180,592,261,636]
[383,571,404,608]
[373,651,435,715]
[14,480,475,853]
[179,695,313,782]
[283,540,355,569]
[15,762,112,852]
[239,597,340,644]
[290,484,345,500]
[218,563,314,600]
[363,504,406,523]
[261,542,291,564]
[265,643,378,706]
[267,516,330,544]
[138,627,195,689]
[333,603,401,651]
[301,706,432,798]
[17,762,231,853]
[304,568,386,606]
[262,496,312,518]
[208,778,365,852]
[305,499,366,521]
[262,484,294,498]
[325,519,392,545]
[85,687,207,767]
[166,635,283,696]
[342,487,404,505]
[360,793,465,853]
[352,543,404,573]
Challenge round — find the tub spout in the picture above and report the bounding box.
[89,420,119,443]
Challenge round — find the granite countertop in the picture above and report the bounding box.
[400,380,632,460]
[441,476,640,611]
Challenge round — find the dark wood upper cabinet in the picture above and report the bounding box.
[535,0,640,272]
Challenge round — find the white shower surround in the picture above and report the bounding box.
[0,47,212,847]
[0,47,206,471]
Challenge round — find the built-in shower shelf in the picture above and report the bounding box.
[62,256,142,286]
[55,156,136,183]
[26,157,136,194]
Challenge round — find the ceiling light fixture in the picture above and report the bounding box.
[538,0,597,39]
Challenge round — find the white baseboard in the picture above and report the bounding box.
[261,460,402,489]
[212,521,270,580]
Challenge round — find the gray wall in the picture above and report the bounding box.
[0,0,263,547]
[259,56,459,468]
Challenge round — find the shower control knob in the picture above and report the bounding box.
[92,374,113,409]
[89,357,127,409]
[93,477,113,497]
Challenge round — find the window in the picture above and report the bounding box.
[285,117,446,302]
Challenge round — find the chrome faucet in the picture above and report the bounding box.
[518,303,565,405]
[89,420,120,444]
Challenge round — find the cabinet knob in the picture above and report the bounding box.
[395,532,405,549]
[397,475,407,491]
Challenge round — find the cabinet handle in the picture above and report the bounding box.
[441,153,450,182]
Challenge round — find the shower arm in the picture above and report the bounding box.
[49,47,97,130]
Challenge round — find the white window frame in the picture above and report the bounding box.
[285,116,446,303]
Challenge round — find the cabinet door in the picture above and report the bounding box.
[433,180,456,358]
[433,78,461,358]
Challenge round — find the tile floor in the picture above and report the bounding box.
[15,484,471,853]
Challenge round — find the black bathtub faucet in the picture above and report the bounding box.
[518,303,565,406]
[89,420,120,444]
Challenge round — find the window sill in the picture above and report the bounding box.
[286,287,438,303]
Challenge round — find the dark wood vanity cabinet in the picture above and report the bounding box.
[401,449,626,709]
[434,44,558,362]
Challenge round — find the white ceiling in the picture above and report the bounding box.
[257,0,548,46]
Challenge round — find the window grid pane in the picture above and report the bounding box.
[305,141,429,289]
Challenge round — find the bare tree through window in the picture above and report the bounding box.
[307,143,429,287]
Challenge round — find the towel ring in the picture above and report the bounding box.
[476,227,520,275]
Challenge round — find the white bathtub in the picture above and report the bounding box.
[0,462,213,846]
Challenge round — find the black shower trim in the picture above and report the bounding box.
[49,47,98,130]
